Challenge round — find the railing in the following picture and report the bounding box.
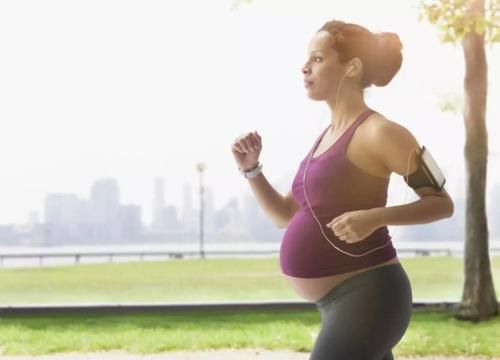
[0,248,486,267]
[0,249,278,267]
[1,246,499,268]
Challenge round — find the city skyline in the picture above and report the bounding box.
[1,170,499,247]
[0,172,291,246]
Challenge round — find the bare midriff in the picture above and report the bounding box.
[284,256,400,303]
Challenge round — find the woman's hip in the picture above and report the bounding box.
[311,263,413,359]
[315,262,413,320]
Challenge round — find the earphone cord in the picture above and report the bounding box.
[302,146,418,257]
[389,148,419,241]
[302,67,419,256]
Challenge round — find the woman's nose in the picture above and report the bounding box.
[302,66,310,75]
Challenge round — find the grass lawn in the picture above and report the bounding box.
[0,256,499,304]
[0,309,499,356]
[0,256,499,356]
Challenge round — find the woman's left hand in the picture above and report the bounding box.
[326,209,380,244]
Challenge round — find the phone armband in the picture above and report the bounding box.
[403,146,446,191]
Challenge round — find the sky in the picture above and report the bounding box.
[0,0,499,227]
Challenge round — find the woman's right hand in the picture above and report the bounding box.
[231,130,262,171]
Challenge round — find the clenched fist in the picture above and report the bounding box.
[231,130,262,171]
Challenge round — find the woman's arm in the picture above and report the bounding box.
[369,118,454,227]
[370,187,454,227]
[246,172,293,229]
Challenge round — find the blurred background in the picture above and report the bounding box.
[0,0,499,305]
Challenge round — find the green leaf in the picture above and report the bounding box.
[440,29,456,42]
[419,0,500,44]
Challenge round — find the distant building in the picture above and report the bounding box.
[151,177,180,233]
[181,181,197,233]
[152,177,166,231]
[118,204,142,242]
[40,177,142,245]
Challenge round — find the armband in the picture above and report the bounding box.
[403,146,446,191]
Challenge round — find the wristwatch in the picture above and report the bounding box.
[239,161,263,179]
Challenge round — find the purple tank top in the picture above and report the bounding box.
[280,109,397,278]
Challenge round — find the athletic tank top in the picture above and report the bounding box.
[280,109,397,278]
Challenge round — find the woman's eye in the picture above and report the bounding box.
[314,57,322,62]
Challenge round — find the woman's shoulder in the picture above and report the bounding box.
[367,112,417,146]
[368,112,403,130]
[366,112,421,174]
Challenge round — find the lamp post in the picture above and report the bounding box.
[196,162,206,259]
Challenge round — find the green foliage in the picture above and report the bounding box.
[419,0,500,43]
[0,256,499,304]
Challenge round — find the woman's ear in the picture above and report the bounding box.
[347,57,363,77]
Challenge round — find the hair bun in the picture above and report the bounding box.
[317,20,403,88]
[376,32,403,52]
[371,32,403,87]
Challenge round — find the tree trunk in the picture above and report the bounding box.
[454,0,499,322]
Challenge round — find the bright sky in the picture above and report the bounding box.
[1,0,499,226]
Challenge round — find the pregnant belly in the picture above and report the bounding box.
[280,209,398,302]
[284,257,400,303]
[279,209,356,277]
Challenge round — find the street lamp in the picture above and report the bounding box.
[196,162,206,259]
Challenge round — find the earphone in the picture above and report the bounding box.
[347,64,356,76]
[302,62,421,257]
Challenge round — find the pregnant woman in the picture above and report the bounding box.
[230,19,454,360]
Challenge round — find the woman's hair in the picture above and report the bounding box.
[317,20,403,88]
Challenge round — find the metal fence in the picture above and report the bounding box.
[3,246,498,268]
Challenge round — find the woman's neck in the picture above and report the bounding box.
[325,79,368,133]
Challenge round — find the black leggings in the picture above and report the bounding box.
[310,262,413,360]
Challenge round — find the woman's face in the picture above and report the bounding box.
[302,31,347,101]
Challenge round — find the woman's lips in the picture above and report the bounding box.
[304,81,313,88]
